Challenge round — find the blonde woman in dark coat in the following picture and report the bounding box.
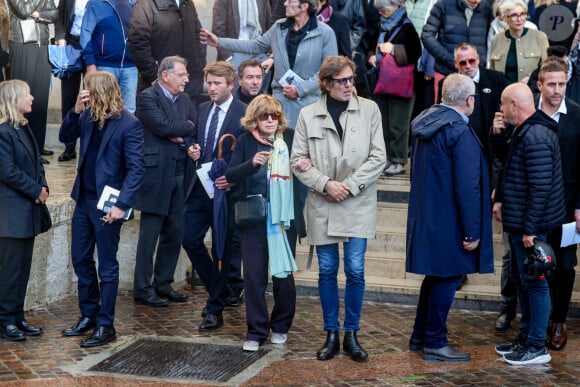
[0,80,48,342]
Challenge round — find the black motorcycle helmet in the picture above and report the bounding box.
[524,239,557,280]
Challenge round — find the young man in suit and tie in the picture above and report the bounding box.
[133,56,196,307]
[183,61,246,331]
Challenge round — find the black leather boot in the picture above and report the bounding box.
[317,330,340,360]
[343,331,368,362]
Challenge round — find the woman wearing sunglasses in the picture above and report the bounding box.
[489,0,548,83]
[225,94,306,352]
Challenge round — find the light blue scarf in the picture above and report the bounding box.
[267,133,297,278]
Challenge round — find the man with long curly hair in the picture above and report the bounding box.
[59,71,144,347]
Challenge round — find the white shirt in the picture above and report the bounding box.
[204,95,234,153]
[538,95,567,123]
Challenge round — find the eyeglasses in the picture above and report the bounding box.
[331,76,355,85]
[168,71,189,79]
[258,112,281,121]
[507,12,527,21]
[457,58,478,66]
[466,94,478,102]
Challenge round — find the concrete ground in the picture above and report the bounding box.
[0,286,579,386]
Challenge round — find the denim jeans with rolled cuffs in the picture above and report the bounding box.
[316,237,367,331]
[509,233,551,348]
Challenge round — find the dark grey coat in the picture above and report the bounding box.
[0,122,47,238]
[134,83,196,215]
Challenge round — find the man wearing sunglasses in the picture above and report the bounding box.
[439,43,507,154]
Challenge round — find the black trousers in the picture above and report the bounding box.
[134,175,185,298]
[0,237,34,326]
[182,183,242,315]
[9,42,51,150]
[548,226,577,323]
[240,221,296,343]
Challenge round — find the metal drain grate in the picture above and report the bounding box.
[89,339,270,382]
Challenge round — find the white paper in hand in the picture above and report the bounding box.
[196,161,215,199]
[97,185,132,220]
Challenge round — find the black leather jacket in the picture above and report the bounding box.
[8,0,57,44]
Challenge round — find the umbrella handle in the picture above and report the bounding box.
[218,134,237,159]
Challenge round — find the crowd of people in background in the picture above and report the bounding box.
[0,0,579,369]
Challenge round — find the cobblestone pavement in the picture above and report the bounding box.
[0,287,579,386]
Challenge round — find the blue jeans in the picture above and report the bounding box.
[316,238,367,331]
[97,66,138,113]
[509,233,551,348]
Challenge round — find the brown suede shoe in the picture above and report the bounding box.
[548,322,567,350]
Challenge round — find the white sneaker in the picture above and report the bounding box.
[242,340,260,351]
[271,332,288,344]
[384,163,405,176]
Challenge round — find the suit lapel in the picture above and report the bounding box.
[15,126,36,165]
[198,102,212,145]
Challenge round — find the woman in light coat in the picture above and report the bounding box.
[291,56,386,362]
[489,0,548,83]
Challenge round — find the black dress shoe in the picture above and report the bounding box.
[423,345,470,362]
[15,321,43,336]
[134,294,169,307]
[41,149,54,156]
[80,326,116,347]
[62,316,96,336]
[224,290,244,307]
[317,330,340,360]
[40,158,50,164]
[495,312,515,332]
[58,147,76,162]
[201,306,208,318]
[157,289,188,303]
[409,337,424,351]
[199,313,223,331]
[0,324,26,341]
[343,331,368,362]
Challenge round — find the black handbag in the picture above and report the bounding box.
[40,204,52,233]
[234,195,266,228]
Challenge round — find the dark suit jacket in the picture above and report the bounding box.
[185,97,247,200]
[134,83,197,215]
[225,129,306,238]
[553,98,580,220]
[55,0,75,41]
[439,67,507,151]
[0,123,47,238]
[60,109,144,209]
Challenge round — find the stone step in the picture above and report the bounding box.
[294,236,580,304]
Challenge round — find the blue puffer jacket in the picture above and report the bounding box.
[496,111,565,235]
[421,0,493,75]
[80,0,134,68]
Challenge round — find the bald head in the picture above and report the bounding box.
[500,83,536,126]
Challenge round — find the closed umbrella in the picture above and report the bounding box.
[207,133,236,271]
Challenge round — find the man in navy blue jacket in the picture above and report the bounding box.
[81,0,137,112]
[59,71,144,347]
[407,73,494,362]
[183,61,246,332]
